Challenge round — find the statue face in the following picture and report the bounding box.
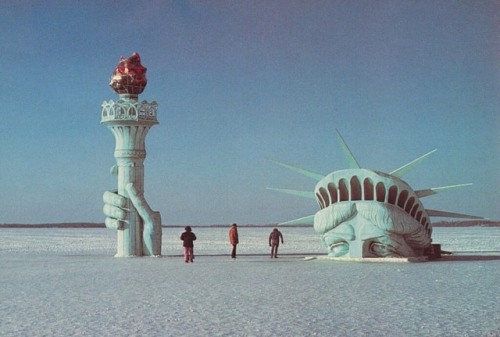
[314,202,430,257]
[313,170,432,258]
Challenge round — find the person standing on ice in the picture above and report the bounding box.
[269,228,284,258]
[229,223,239,259]
[180,226,196,263]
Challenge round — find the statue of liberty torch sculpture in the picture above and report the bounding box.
[101,52,162,257]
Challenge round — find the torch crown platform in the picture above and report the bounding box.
[101,97,158,125]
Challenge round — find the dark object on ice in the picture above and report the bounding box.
[180,226,196,263]
[229,224,239,258]
[269,228,284,258]
[424,244,443,259]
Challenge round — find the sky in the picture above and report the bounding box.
[0,0,498,225]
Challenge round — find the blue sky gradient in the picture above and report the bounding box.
[1,1,498,225]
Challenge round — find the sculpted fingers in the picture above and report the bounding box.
[103,190,127,230]
[103,203,126,220]
[104,217,123,230]
[102,186,161,235]
[103,203,126,230]
[103,190,127,208]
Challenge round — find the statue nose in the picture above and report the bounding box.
[347,239,378,258]
[348,239,364,258]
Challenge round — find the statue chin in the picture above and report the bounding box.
[314,202,431,258]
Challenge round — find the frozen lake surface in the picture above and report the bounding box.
[1,226,499,337]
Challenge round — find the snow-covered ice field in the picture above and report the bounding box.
[1,226,499,337]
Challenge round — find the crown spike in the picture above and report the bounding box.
[335,129,361,169]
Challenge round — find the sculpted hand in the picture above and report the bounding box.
[102,190,127,230]
[103,183,162,256]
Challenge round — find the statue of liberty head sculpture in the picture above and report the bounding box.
[268,130,482,258]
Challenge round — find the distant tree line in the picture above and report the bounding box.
[1,220,498,228]
[0,223,105,228]
[432,220,499,227]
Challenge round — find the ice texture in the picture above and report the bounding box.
[1,227,499,337]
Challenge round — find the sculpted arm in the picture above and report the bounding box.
[102,183,162,256]
[126,183,162,256]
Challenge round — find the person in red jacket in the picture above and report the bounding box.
[228,223,239,259]
[180,226,197,263]
[269,228,284,258]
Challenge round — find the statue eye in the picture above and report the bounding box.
[369,242,388,256]
[330,241,349,256]
[369,242,400,257]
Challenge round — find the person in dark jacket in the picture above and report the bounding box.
[229,223,239,259]
[269,228,284,258]
[180,226,197,263]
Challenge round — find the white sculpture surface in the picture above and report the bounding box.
[101,53,162,257]
[269,130,482,258]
